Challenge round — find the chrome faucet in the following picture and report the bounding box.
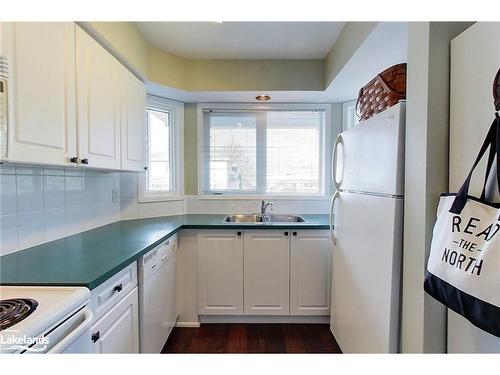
[260,200,274,215]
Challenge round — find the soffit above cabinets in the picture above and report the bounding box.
[135,22,345,60]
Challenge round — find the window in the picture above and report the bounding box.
[200,104,329,197]
[139,96,183,202]
[342,99,360,130]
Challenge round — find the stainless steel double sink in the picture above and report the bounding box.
[223,214,306,223]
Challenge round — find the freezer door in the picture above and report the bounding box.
[334,102,405,195]
[330,191,403,353]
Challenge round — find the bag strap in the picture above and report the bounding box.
[493,68,500,112]
[480,114,498,200]
[449,116,500,214]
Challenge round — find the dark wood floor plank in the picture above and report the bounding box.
[227,324,248,353]
[162,323,342,354]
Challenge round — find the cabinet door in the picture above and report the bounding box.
[90,287,139,354]
[120,65,146,171]
[244,230,290,315]
[290,230,331,316]
[198,230,243,315]
[2,22,77,165]
[76,27,121,169]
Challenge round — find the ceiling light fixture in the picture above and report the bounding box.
[256,95,271,102]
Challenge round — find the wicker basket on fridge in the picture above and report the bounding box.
[356,63,407,122]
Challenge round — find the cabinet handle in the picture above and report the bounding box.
[91,331,100,343]
[284,232,288,236]
[293,232,297,236]
[81,158,89,165]
[144,166,148,170]
[113,283,123,293]
[70,157,78,164]
[237,231,242,236]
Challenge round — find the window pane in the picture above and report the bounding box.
[206,114,257,191]
[266,111,321,194]
[147,109,171,192]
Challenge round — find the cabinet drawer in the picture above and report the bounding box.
[90,261,137,322]
[90,286,139,354]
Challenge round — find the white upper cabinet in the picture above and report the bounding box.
[243,230,290,315]
[198,230,244,315]
[120,65,146,171]
[1,22,77,165]
[76,27,121,170]
[290,230,332,315]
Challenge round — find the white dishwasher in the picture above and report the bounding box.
[138,235,177,353]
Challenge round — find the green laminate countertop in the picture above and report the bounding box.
[0,214,329,290]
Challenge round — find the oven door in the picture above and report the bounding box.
[26,307,93,354]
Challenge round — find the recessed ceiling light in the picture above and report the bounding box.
[256,95,271,101]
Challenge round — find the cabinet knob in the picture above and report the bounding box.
[237,231,242,236]
[144,166,148,170]
[293,232,297,236]
[113,283,123,293]
[284,232,288,236]
[70,157,78,164]
[81,158,89,165]
[91,331,100,343]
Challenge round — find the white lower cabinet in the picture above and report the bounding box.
[290,230,332,315]
[90,286,139,354]
[197,230,244,315]
[244,230,290,315]
[197,229,332,318]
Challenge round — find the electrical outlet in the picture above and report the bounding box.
[112,189,118,203]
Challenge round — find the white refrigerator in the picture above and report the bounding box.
[329,102,405,353]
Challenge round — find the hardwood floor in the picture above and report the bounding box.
[161,324,342,354]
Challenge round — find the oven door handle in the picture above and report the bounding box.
[47,308,93,354]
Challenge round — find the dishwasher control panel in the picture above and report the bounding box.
[138,235,177,281]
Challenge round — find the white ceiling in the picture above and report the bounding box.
[135,22,345,60]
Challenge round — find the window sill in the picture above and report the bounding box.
[195,194,329,201]
[138,194,185,203]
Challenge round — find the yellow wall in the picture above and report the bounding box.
[148,46,188,89]
[185,59,324,91]
[148,47,324,91]
[325,22,377,87]
[86,22,336,92]
[89,22,149,76]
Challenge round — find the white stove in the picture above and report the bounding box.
[0,286,92,354]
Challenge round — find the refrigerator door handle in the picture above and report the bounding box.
[329,190,339,245]
[332,134,344,190]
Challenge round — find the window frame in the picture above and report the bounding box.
[342,99,360,131]
[138,95,184,203]
[197,103,332,200]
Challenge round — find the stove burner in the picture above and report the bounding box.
[0,298,38,331]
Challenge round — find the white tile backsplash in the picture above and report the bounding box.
[0,214,19,256]
[17,210,44,249]
[183,196,330,215]
[0,174,17,215]
[1,165,329,257]
[0,165,121,256]
[43,175,65,209]
[16,174,43,212]
[65,176,83,206]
